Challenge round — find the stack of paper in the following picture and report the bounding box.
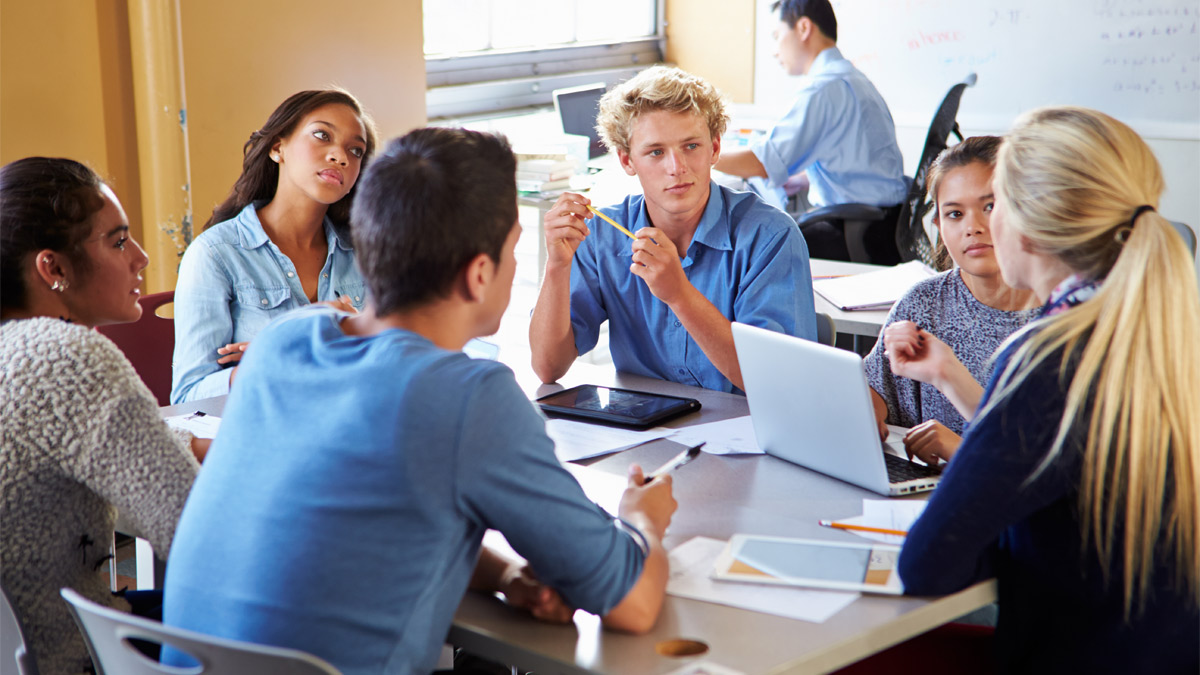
[813,260,935,311]
[545,418,674,462]
[516,155,578,194]
[668,416,764,455]
[163,412,221,439]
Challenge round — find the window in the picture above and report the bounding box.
[425,0,662,119]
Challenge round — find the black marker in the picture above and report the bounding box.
[643,442,705,484]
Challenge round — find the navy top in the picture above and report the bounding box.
[899,317,1199,673]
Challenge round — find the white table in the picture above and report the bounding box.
[449,368,995,675]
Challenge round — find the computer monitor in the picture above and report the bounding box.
[553,82,607,159]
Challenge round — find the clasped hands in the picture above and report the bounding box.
[545,192,690,305]
[882,321,964,466]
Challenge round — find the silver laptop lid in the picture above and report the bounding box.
[733,322,893,495]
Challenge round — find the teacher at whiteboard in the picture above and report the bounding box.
[716,0,907,263]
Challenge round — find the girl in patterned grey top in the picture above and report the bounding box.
[1,158,201,674]
[866,137,1038,464]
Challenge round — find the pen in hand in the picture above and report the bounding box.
[643,442,705,485]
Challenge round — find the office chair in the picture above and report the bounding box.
[95,291,175,406]
[893,74,978,269]
[796,74,978,266]
[815,312,836,347]
[2,585,37,675]
[1169,221,1196,257]
[59,588,342,675]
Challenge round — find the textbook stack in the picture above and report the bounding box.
[516,154,577,195]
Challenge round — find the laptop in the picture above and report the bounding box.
[732,322,941,496]
[553,82,607,162]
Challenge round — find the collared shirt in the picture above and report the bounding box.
[570,182,817,393]
[750,47,907,211]
[170,203,366,403]
[162,308,646,675]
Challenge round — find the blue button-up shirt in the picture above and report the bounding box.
[750,47,907,211]
[570,183,817,393]
[170,203,366,403]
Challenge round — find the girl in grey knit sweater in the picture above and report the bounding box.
[1,158,201,673]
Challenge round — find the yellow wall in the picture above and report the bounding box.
[665,0,756,103]
[1,0,426,292]
[1,0,143,238]
[180,0,427,230]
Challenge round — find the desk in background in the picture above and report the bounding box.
[809,259,891,341]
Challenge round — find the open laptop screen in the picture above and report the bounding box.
[553,82,607,159]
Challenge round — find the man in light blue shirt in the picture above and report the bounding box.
[717,0,907,262]
[162,128,677,675]
[530,66,816,394]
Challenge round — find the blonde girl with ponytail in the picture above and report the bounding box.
[897,106,1199,674]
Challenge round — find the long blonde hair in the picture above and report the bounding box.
[986,106,1199,615]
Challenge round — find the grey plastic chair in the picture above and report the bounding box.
[815,312,836,347]
[1,585,37,675]
[1169,221,1196,257]
[59,588,341,675]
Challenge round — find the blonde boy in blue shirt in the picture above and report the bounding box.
[530,66,816,393]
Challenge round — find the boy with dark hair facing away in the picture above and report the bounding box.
[162,128,676,675]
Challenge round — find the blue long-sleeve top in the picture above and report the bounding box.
[899,327,1199,674]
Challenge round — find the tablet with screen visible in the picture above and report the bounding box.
[536,385,701,430]
[713,534,904,595]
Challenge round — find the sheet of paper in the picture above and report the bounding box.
[813,260,935,310]
[163,412,221,439]
[546,419,674,463]
[668,416,765,455]
[564,464,627,516]
[667,536,859,624]
[835,499,928,544]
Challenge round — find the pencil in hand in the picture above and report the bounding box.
[586,204,636,240]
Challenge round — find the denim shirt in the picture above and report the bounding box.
[170,203,366,403]
[749,47,907,211]
[570,182,817,393]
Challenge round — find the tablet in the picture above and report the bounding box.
[536,385,702,429]
[713,534,904,595]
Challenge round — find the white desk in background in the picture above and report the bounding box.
[809,259,892,343]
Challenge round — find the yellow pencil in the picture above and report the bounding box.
[586,204,636,240]
[818,520,908,537]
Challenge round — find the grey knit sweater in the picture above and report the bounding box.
[1,317,199,674]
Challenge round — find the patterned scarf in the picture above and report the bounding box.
[1042,274,1101,317]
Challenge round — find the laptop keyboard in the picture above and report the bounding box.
[884,453,942,483]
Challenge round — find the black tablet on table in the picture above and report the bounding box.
[536,385,702,429]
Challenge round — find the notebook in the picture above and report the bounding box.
[732,322,941,496]
[813,260,935,311]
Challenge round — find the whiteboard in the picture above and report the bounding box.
[753,0,1200,140]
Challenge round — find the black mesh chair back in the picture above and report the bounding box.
[894,74,977,268]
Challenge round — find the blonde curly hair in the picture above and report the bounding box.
[596,65,729,154]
